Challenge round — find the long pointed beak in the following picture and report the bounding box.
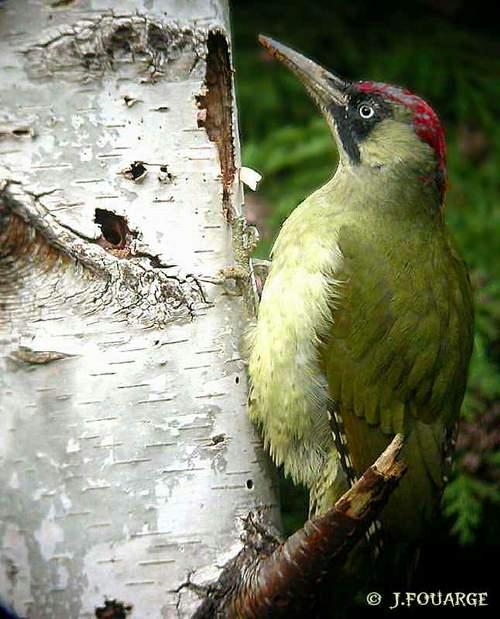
[259,35,349,107]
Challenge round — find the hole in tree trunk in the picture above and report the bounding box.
[120,161,148,182]
[94,209,133,250]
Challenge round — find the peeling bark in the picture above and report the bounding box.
[0,1,278,617]
[196,32,235,222]
[21,14,206,83]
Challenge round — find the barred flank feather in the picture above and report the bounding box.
[328,401,384,558]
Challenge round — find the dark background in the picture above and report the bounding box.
[232,1,499,615]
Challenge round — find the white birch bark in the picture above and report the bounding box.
[0,1,279,617]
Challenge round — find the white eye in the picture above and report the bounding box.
[359,104,375,119]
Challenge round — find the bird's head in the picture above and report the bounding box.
[259,35,447,204]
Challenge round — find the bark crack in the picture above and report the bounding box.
[0,177,206,329]
[196,30,236,222]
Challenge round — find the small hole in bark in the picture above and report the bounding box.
[211,433,226,446]
[235,376,239,384]
[94,209,131,249]
[130,161,147,180]
[120,161,148,183]
[246,479,254,490]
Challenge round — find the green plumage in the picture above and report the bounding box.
[247,37,474,556]
[249,161,473,541]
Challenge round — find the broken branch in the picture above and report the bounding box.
[193,434,406,618]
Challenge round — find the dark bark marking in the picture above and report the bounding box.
[0,124,35,140]
[95,599,132,619]
[210,434,227,446]
[120,161,148,183]
[122,95,141,108]
[196,31,236,222]
[158,165,175,184]
[49,0,78,6]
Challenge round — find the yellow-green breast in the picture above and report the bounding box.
[248,167,474,542]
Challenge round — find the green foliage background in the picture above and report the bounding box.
[232,0,500,547]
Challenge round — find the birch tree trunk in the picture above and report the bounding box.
[0,1,279,617]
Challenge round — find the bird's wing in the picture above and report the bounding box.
[321,223,473,510]
[319,224,473,537]
[325,224,473,435]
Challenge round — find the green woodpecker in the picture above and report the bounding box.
[247,36,474,550]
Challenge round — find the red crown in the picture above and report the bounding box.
[357,81,447,200]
